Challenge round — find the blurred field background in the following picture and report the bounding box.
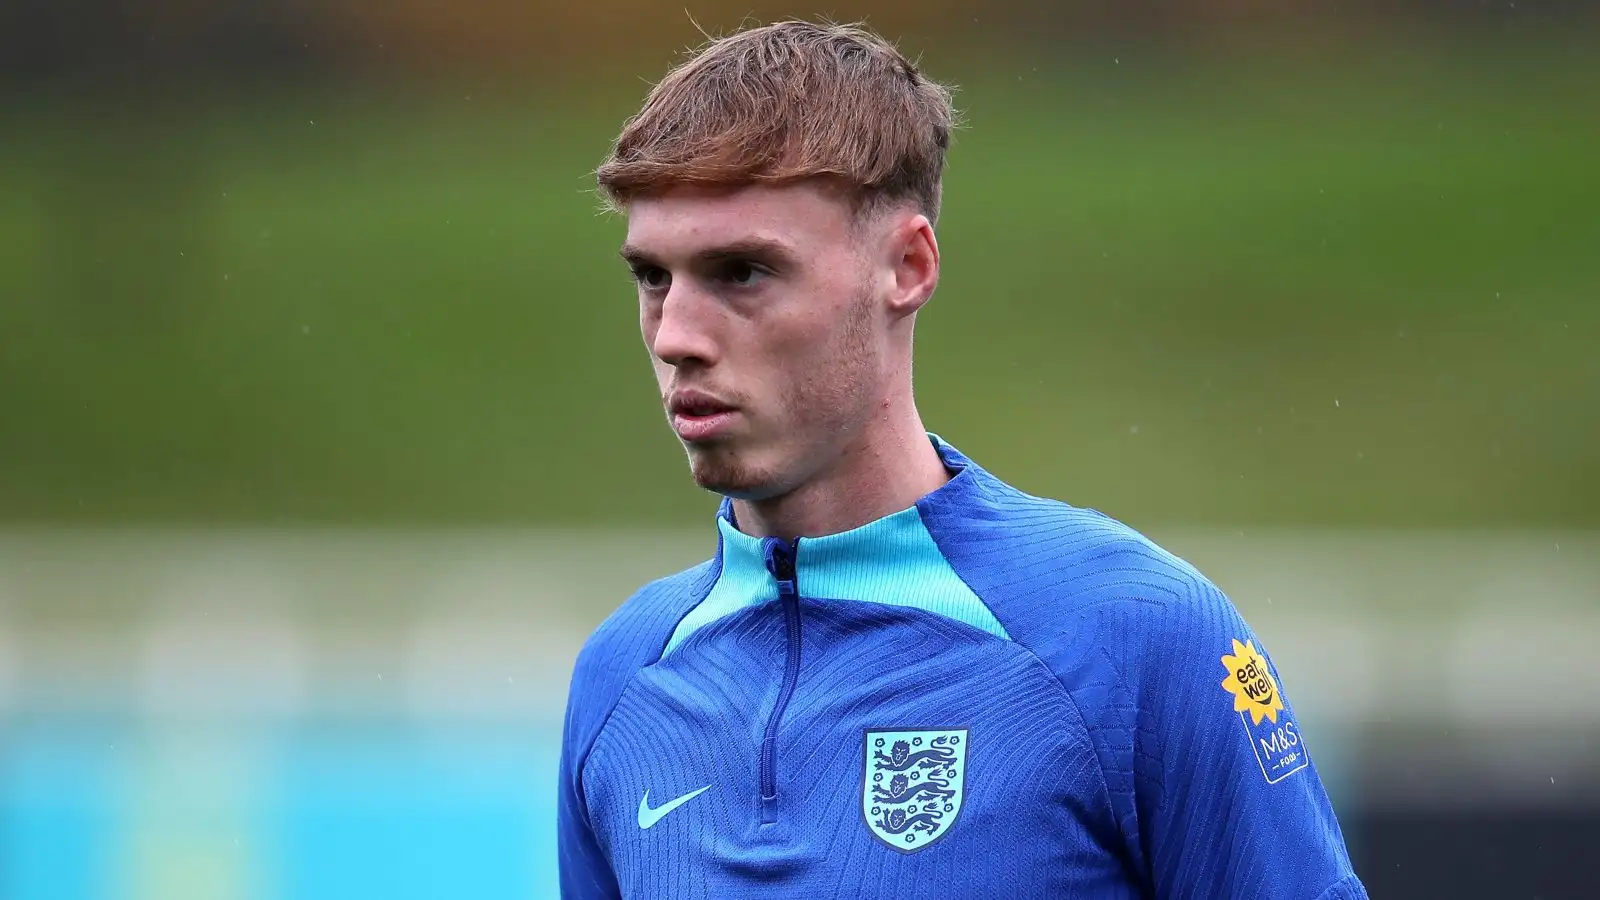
[2,0,1598,897]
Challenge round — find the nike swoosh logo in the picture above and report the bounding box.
[637,785,711,829]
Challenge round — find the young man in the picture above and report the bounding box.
[559,20,1366,899]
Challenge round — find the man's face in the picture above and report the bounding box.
[623,181,888,500]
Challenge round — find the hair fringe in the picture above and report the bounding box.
[595,19,956,224]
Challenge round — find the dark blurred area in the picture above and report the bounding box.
[1,2,1596,898]
[2,0,1594,81]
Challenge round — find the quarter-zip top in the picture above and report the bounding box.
[758,537,801,824]
[560,436,1365,899]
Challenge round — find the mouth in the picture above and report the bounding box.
[667,391,740,442]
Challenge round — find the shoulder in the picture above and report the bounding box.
[564,559,719,740]
[921,472,1223,641]
[921,469,1257,716]
[925,473,1268,721]
[583,559,719,662]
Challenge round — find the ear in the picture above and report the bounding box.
[884,213,939,320]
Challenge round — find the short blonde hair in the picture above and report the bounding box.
[595,20,957,223]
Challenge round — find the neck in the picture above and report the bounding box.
[731,403,948,541]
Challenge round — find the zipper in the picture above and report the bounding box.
[759,537,802,826]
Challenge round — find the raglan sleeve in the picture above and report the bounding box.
[557,641,623,900]
[1133,575,1367,900]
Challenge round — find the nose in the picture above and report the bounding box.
[648,283,719,369]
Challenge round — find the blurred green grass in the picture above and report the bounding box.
[1,42,1596,526]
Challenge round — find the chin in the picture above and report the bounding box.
[685,443,786,501]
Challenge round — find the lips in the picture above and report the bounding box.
[667,390,739,442]
[668,391,736,418]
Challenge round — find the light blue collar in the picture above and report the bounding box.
[661,435,1009,656]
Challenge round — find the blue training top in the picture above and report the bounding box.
[558,435,1367,899]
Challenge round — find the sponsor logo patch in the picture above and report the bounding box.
[1221,638,1310,784]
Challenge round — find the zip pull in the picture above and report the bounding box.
[762,538,798,599]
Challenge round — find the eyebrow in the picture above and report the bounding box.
[619,237,798,269]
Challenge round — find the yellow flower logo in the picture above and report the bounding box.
[1220,638,1286,726]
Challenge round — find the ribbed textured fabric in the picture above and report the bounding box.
[558,559,720,899]
[664,504,1009,656]
[661,518,781,656]
[558,437,1366,899]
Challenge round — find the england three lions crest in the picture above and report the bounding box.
[861,728,967,852]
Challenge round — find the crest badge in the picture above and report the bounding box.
[861,727,967,852]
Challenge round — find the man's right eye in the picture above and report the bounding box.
[633,266,670,291]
